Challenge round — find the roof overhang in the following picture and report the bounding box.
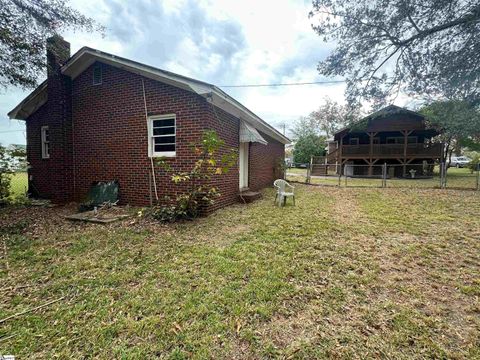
[206,90,289,144]
[7,81,47,120]
[8,47,290,144]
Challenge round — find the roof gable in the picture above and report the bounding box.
[334,105,432,140]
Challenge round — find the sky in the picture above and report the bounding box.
[1,0,366,145]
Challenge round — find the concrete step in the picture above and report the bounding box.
[239,190,262,203]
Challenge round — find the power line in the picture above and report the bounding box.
[0,129,25,133]
[219,80,346,88]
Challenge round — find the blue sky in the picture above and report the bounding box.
[1,0,350,145]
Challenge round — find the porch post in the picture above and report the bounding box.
[338,136,344,175]
[402,130,407,177]
[402,130,413,177]
[367,132,377,176]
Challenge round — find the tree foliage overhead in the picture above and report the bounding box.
[0,0,102,89]
[307,97,362,138]
[310,0,480,106]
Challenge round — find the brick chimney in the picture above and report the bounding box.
[47,35,70,77]
[45,35,74,203]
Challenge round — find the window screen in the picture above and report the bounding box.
[149,115,176,156]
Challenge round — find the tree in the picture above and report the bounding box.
[0,144,13,204]
[0,0,102,89]
[8,144,27,171]
[420,100,480,164]
[307,97,362,138]
[292,118,327,164]
[310,1,480,106]
[293,133,326,164]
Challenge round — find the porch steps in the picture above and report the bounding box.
[239,190,262,203]
[311,164,328,176]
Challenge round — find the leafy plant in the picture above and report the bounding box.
[467,154,480,174]
[0,144,13,205]
[274,157,287,179]
[152,130,237,221]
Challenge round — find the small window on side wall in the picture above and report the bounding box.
[41,126,50,159]
[93,64,102,85]
[148,114,176,157]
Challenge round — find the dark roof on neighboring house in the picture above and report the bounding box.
[333,105,435,140]
[9,47,290,144]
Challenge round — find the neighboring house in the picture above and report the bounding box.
[8,36,289,212]
[322,105,442,177]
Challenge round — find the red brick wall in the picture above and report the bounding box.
[26,37,73,202]
[25,104,54,198]
[71,63,212,206]
[249,132,285,191]
[25,60,284,212]
[203,106,240,212]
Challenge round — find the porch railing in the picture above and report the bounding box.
[341,143,442,157]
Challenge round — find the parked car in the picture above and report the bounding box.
[450,156,471,168]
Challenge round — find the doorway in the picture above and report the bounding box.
[239,142,249,189]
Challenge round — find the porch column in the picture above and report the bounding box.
[338,136,344,175]
[401,130,413,177]
[367,132,377,176]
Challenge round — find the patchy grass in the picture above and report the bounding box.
[9,172,28,198]
[1,186,479,358]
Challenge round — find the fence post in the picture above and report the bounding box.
[440,162,447,189]
[476,168,479,191]
[306,156,312,184]
[382,163,387,188]
[338,164,342,187]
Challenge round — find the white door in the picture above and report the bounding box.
[239,142,249,189]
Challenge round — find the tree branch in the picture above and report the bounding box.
[397,4,480,46]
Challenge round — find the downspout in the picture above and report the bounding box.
[142,78,159,202]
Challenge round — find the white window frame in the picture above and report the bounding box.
[349,137,359,145]
[148,114,176,157]
[41,125,50,159]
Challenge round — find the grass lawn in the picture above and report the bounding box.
[1,186,479,358]
[9,172,28,198]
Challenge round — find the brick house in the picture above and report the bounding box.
[8,36,289,212]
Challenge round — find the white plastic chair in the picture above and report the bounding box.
[274,179,295,206]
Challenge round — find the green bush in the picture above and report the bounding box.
[467,154,480,173]
[0,144,13,205]
[152,130,236,222]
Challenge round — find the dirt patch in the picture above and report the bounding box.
[327,188,364,226]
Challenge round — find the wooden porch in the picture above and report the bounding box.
[341,143,443,158]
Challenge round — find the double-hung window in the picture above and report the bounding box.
[41,125,50,159]
[148,114,176,157]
